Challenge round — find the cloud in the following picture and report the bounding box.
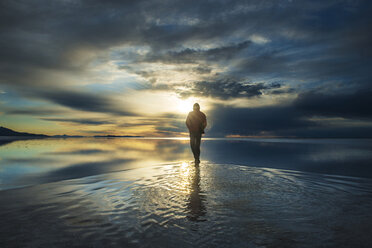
[179,80,281,99]
[136,78,284,100]
[1,0,372,137]
[5,107,67,116]
[208,88,372,137]
[2,0,371,90]
[155,119,186,134]
[208,104,315,137]
[208,103,372,138]
[41,118,115,125]
[141,41,251,64]
[249,34,270,44]
[294,88,372,119]
[28,89,135,116]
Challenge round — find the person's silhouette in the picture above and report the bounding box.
[186,103,207,163]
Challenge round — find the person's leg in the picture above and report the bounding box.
[195,133,201,161]
[190,133,196,159]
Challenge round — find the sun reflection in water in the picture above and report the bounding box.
[177,162,193,194]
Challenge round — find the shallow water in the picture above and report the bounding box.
[1,138,372,247]
[1,162,372,247]
[1,137,372,190]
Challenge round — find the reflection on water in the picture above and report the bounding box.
[0,162,372,247]
[1,138,372,246]
[187,162,206,222]
[0,138,372,247]
[1,137,372,190]
[0,138,192,189]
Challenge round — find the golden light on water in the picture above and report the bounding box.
[176,162,193,194]
[180,162,191,173]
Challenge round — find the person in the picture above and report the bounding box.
[186,103,207,163]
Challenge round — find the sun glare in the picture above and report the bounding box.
[176,98,194,114]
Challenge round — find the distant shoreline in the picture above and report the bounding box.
[1,136,372,141]
[2,126,372,140]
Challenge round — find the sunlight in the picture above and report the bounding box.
[177,162,192,194]
[176,98,195,114]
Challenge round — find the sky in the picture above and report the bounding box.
[0,0,371,137]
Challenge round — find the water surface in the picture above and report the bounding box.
[1,138,372,247]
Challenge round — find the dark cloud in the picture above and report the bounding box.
[192,65,212,74]
[142,41,251,64]
[4,107,67,116]
[41,118,115,125]
[208,104,316,137]
[270,88,295,95]
[118,120,158,128]
[28,89,135,116]
[137,79,284,99]
[208,103,372,138]
[208,88,372,138]
[233,50,291,78]
[2,0,370,85]
[2,87,135,118]
[179,80,281,99]
[1,0,371,88]
[159,113,185,119]
[294,89,372,119]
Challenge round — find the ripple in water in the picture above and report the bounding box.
[0,162,372,247]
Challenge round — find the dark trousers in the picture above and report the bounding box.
[189,132,202,160]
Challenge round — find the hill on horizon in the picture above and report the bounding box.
[0,126,48,137]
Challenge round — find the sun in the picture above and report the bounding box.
[176,98,194,114]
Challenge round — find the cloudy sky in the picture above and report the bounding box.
[0,0,371,137]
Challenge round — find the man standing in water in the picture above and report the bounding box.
[186,103,207,163]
